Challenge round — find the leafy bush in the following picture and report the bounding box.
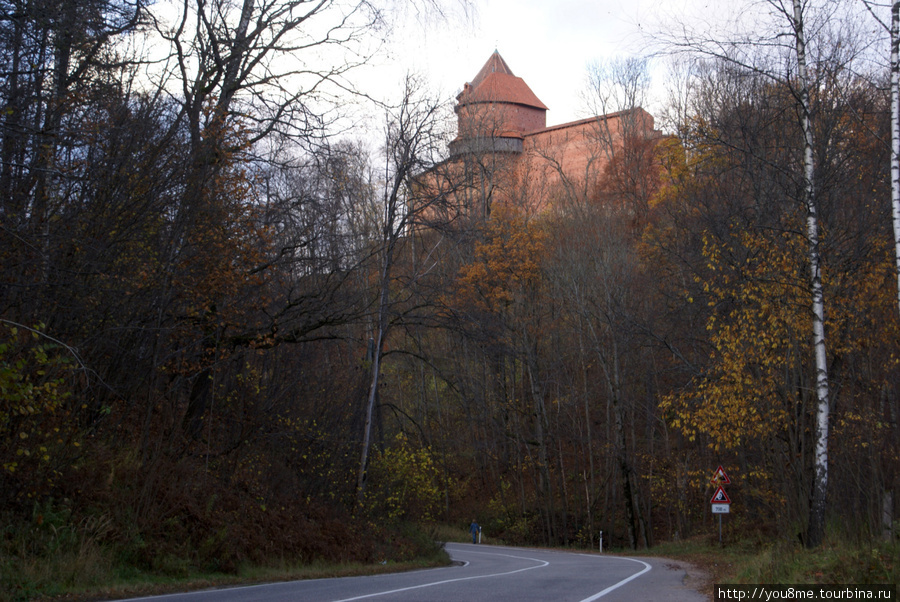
[0,323,77,507]
[363,433,440,523]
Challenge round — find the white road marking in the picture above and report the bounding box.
[577,555,653,601]
[330,550,549,602]
[121,547,655,602]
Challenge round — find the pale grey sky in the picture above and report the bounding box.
[356,0,743,128]
[346,0,892,142]
[370,0,656,127]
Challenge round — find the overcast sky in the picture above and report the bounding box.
[346,0,894,142]
[361,0,713,128]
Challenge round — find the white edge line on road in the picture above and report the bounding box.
[576,555,652,602]
[329,551,549,602]
[116,561,471,602]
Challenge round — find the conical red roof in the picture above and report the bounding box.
[470,51,515,88]
[458,51,548,111]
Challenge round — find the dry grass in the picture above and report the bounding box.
[26,557,450,602]
[632,531,898,595]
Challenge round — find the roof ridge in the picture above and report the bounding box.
[523,108,655,136]
[459,52,548,112]
[470,51,514,88]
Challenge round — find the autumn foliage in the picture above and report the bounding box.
[1,1,900,595]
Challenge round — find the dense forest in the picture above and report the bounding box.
[1,0,898,587]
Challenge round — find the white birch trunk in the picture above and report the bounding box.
[793,0,830,548]
[888,3,899,544]
[891,1,900,315]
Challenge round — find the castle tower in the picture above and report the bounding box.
[450,51,548,157]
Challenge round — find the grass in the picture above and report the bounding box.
[629,532,899,595]
[33,558,450,602]
[2,550,451,602]
[429,523,501,546]
[0,511,452,602]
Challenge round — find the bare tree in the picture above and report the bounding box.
[356,74,452,502]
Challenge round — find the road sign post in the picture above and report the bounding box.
[710,467,732,545]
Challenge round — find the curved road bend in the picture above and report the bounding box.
[119,543,708,602]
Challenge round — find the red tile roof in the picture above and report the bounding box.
[470,51,515,88]
[459,52,548,111]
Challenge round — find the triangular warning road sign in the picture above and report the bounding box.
[711,465,731,485]
[710,486,731,504]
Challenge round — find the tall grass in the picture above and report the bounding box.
[639,531,898,588]
[0,503,451,602]
[1,506,115,601]
[429,522,502,546]
[734,538,898,584]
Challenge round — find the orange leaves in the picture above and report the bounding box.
[661,210,900,455]
[823,235,899,359]
[454,205,547,313]
[660,228,808,452]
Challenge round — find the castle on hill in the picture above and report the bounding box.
[433,51,661,220]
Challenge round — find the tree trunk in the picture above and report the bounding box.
[356,243,392,503]
[577,323,596,547]
[891,1,900,316]
[526,358,555,545]
[607,335,637,550]
[793,0,830,549]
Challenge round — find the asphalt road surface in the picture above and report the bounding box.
[120,543,708,602]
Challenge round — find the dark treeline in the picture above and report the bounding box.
[0,0,898,590]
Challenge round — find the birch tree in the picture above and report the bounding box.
[860,0,900,316]
[892,1,900,316]
[788,0,830,549]
[653,0,843,547]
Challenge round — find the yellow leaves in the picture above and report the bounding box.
[832,407,885,456]
[0,324,78,497]
[454,205,547,314]
[664,204,898,456]
[364,432,441,523]
[662,227,810,451]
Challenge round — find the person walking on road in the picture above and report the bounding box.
[469,520,481,544]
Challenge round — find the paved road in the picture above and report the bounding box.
[121,543,708,601]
